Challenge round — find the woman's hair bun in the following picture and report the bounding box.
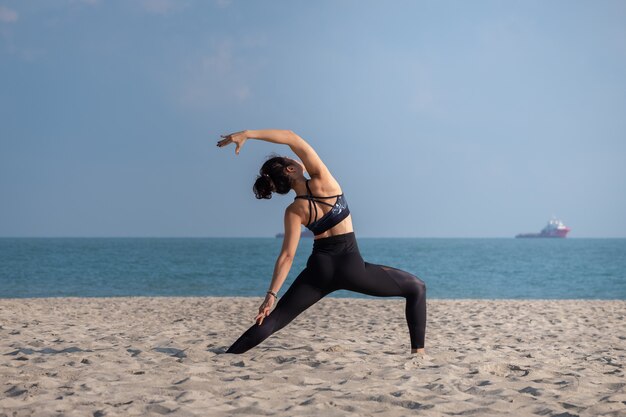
[252,155,293,199]
[253,174,275,199]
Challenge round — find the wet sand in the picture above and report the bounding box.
[1,297,625,416]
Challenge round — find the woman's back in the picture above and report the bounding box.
[293,176,353,239]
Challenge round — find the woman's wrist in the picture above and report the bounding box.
[266,290,277,299]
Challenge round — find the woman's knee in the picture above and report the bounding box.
[407,276,426,299]
[381,265,426,299]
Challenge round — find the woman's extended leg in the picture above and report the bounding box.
[226,268,326,354]
[336,256,427,350]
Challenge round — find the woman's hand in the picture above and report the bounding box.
[217,130,248,155]
[254,293,276,325]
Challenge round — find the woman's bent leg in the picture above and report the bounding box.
[226,269,326,354]
[338,257,427,350]
[373,264,427,350]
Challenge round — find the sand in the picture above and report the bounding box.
[1,297,625,417]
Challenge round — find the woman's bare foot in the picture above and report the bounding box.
[411,348,426,355]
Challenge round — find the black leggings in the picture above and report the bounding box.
[226,232,426,354]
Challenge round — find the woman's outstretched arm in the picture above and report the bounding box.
[217,129,330,178]
[255,204,302,325]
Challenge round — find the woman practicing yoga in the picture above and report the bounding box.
[217,129,427,354]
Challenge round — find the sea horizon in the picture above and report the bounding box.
[1,237,624,300]
[2,236,625,239]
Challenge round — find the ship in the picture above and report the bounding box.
[515,218,571,238]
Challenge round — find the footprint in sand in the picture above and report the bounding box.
[477,362,531,377]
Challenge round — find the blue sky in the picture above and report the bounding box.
[1,0,625,237]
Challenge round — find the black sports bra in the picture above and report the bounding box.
[294,180,350,235]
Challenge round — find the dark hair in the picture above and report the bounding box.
[253,155,293,199]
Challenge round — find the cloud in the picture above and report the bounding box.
[215,0,232,8]
[0,6,18,23]
[141,0,183,15]
[141,0,231,11]
[407,65,435,114]
[178,37,264,110]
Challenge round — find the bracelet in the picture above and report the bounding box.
[266,290,277,299]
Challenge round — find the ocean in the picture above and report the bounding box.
[0,237,624,299]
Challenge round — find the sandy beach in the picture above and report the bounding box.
[1,297,625,417]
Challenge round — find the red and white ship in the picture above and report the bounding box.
[516,218,571,238]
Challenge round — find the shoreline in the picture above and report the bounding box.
[2,297,625,416]
[2,295,625,300]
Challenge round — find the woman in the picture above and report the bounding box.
[217,129,426,354]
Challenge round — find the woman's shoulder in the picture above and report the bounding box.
[285,200,308,225]
[308,174,342,196]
